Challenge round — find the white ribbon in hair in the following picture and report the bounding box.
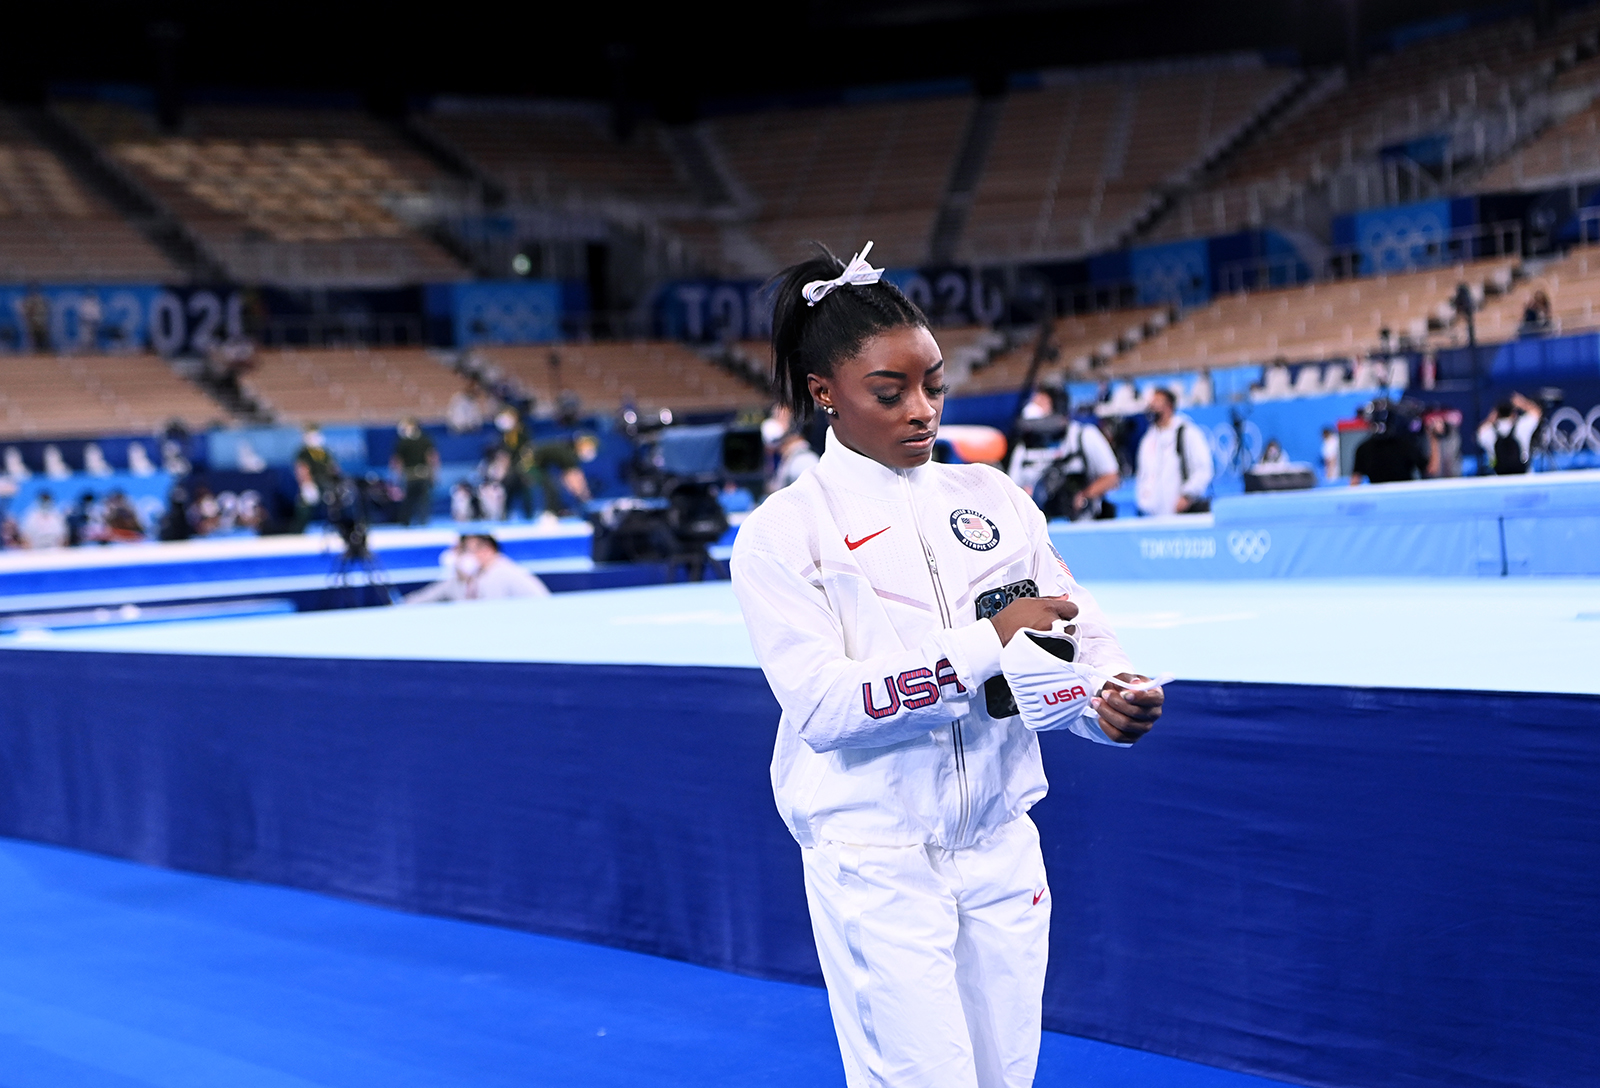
[802,241,884,306]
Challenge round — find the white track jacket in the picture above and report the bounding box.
[732,429,1134,851]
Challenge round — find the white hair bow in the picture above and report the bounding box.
[802,241,884,306]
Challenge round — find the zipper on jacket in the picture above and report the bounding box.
[900,471,968,842]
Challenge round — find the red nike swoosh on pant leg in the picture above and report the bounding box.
[844,526,891,551]
[1033,889,1046,905]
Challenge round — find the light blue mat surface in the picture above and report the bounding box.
[5,578,1599,694]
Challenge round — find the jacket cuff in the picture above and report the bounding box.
[951,619,1005,688]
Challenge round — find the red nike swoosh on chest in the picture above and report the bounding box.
[844,526,891,550]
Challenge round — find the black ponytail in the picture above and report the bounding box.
[769,244,928,422]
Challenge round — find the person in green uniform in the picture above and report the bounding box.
[493,407,537,521]
[292,424,341,532]
[391,417,439,526]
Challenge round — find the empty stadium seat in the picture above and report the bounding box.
[55,101,468,287]
[0,355,226,438]
[0,108,179,283]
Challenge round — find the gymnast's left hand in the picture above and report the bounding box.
[1092,674,1163,744]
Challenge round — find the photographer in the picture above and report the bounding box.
[1350,400,1432,485]
[1475,392,1542,476]
[1010,392,1120,520]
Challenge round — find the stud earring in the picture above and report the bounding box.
[823,406,838,417]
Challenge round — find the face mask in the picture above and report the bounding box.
[399,422,418,439]
[496,414,515,432]
[304,432,324,449]
[1022,401,1050,421]
[455,553,482,579]
[761,418,787,446]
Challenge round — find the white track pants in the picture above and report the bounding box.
[801,815,1051,1088]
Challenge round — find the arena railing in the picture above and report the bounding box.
[1213,219,1524,296]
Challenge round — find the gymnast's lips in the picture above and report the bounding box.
[902,432,936,448]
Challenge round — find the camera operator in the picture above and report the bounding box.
[1350,400,1432,485]
[1475,392,1542,475]
[1009,390,1120,520]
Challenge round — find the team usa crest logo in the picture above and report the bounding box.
[949,509,999,551]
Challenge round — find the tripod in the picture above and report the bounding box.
[324,481,399,608]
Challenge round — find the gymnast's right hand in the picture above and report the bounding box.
[988,596,1079,646]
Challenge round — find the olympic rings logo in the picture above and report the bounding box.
[1227,530,1272,563]
[1547,406,1600,454]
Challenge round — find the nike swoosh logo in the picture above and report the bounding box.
[845,526,891,551]
[1033,889,1046,905]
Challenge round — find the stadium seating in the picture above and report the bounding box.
[708,95,973,270]
[0,108,179,283]
[416,100,697,209]
[1149,11,1600,242]
[1476,98,1600,192]
[1111,259,1516,373]
[1471,244,1600,340]
[960,308,1168,393]
[55,101,467,287]
[0,354,226,438]
[476,342,766,415]
[239,349,467,424]
[962,64,1295,261]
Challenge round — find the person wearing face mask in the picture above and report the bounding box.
[1010,390,1121,521]
[403,533,551,603]
[763,404,821,492]
[731,244,1163,1088]
[292,424,341,532]
[391,418,439,526]
[493,407,538,521]
[1134,387,1213,516]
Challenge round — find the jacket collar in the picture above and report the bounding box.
[815,426,925,497]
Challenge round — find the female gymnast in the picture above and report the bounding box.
[730,243,1164,1088]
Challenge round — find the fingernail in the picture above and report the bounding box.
[1090,698,1101,708]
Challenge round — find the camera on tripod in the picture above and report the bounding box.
[589,423,764,578]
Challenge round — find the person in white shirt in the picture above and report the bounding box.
[1475,392,1542,475]
[1134,388,1213,516]
[732,244,1163,1088]
[18,490,69,549]
[403,533,550,603]
[770,429,820,490]
[446,381,486,434]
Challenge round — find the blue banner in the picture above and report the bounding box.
[424,281,578,346]
[1128,239,1211,306]
[1334,197,1477,273]
[654,266,1007,342]
[654,279,773,342]
[0,285,247,356]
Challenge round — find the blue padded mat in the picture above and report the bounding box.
[0,836,1290,1088]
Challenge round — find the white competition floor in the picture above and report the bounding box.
[5,578,1599,696]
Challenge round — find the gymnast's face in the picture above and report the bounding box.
[808,325,947,470]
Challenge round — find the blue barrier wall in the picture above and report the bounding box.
[1052,470,1600,580]
[0,650,1592,1088]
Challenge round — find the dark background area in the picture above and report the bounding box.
[0,0,1563,118]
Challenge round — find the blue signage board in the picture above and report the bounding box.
[424,281,579,346]
[0,285,247,356]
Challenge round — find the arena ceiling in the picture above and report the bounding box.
[3,0,1546,114]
